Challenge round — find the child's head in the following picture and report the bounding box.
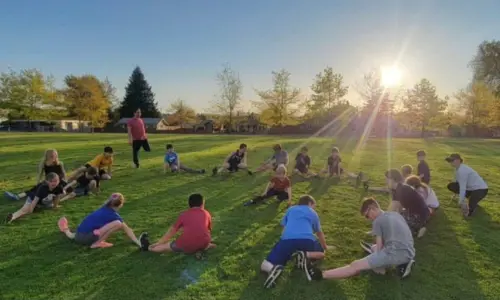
[400,164,413,178]
[134,108,141,118]
[360,197,381,221]
[405,175,427,189]
[416,150,426,161]
[272,144,282,153]
[298,195,316,208]
[331,147,340,157]
[188,193,204,208]
[275,164,287,177]
[103,146,114,158]
[106,193,125,209]
[239,143,247,153]
[43,149,59,164]
[385,168,404,189]
[445,153,463,168]
[86,166,98,178]
[300,146,308,154]
[45,172,60,189]
[166,144,174,152]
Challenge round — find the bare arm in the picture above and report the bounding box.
[375,236,383,251]
[316,231,328,250]
[37,163,45,183]
[107,165,112,176]
[262,182,273,195]
[286,187,292,202]
[127,126,133,143]
[389,201,402,212]
[163,163,170,173]
[156,226,177,245]
[122,222,141,246]
[63,180,77,190]
[60,162,67,181]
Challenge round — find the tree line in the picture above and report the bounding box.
[1,40,499,136]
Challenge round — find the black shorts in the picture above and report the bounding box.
[266,189,289,201]
[74,231,99,245]
[227,162,240,172]
[84,164,106,176]
[328,166,344,176]
[401,210,428,234]
[295,164,308,174]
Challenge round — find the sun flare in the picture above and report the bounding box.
[380,66,402,88]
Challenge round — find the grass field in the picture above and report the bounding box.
[0,133,499,300]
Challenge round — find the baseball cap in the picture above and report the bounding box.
[445,153,462,162]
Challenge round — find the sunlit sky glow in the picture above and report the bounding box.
[1,0,499,112]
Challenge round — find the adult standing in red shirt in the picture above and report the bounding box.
[127,108,151,168]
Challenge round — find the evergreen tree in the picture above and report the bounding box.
[118,66,160,118]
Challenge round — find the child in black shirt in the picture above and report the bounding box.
[416,150,431,185]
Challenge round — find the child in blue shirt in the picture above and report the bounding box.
[57,193,148,249]
[164,144,205,174]
[261,195,330,288]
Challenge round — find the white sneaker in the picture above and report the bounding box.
[360,241,373,254]
[417,227,427,238]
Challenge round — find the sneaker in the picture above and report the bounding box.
[263,265,284,288]
[398,259,415,279]
[243,200,255,206]
[212,167,218,176]
[139,232,150,251]
[4,191,20,201]
[304,260,323,281]
[417,227,427,238]
[363,181,370,191]
[360,241,373,254]
[293,251,307,269]
[5,213,13,224]
[200,169,206,174]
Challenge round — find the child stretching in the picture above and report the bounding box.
[262,195,329,288]
[366,164,413,193]
[212,143,253,176]
[320,147,367,188]
[139,193,215,256]
[5,173,65,224]
[164,144,205,174]
[244,164,292,207]
[305,197,415,282]
[292,146,317,178]
[57,193,147,249]
[60,166,101,202]
[71,146,114,181]
[406,175,440,215]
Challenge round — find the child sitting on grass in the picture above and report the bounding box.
[60,166,100,202]
[262,195,330,288]
[139,193,216,257]
[71,146,114,181]
[305,197,415,282]
[244,164,292,207]
[319,147,367,188]
[5,173,66,224]
[164,144,205,174]
[57,193,147,249]
[292,146,317,178]
[406,175,440,215]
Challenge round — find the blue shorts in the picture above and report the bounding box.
[266,239,324,266]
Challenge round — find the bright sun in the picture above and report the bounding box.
[380,66,402,88]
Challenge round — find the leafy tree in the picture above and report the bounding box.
[254,69,302,126]
[213,64,243,131]
[118,66,160,118]
[308,67,349,113]
[470,40,500,95]
[357,69,394,116]
[63,75,110,129]
[102,77,120,123]
[167,99,196,125]
[0,69,63,121]
[455,81,498,128]
[402,78,448,136]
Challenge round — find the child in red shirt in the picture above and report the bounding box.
[244,164,292,207]
[140,193,215,256]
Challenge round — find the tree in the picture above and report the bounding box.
[357,69,395,116]
[470,40,500,95]
[308,67,349,113]
[254,69,302,126]
[118,66,160,118]
[63,75,110,129]
[102,77,120,123]
[455,81,498,129]
[402,78,448,136]
[167,99,196,125]
[0,69,63,122]
[213,64,243,131]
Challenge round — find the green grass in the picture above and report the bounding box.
[0,133,499,300]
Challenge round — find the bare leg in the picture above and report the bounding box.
[180,164,203,173]
[149,242,174,253]
[58,217,76,239]
[368,187,390,193]
[261,260,274,272]
[10,202,37,222]
[90,220,123,248]
[59,192,77,203]
[307,251,325,260]
[100,174,111,180]
[322,258,373,279]
[89,180,98,194]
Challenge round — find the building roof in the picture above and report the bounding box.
[115,118,165,126]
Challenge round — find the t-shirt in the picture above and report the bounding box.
[371,211,415,256]
[392,183,429,219]
[164,152,178,165]
[43,163,65,179]
[327,155,342,174]
[127,118,147,140]
[87,154,113,169]
[455,164,488,201]
[173,207,212,253]
[416,186,439,209]
[272,150,289,166]
[281,205,321,241]
[77,173,100,188]
[228,150,245,165]
[295,153,311,170]
[77,206,123,233]
[270,176,291,191]
[31,182,65,201]
[417,160,431,184]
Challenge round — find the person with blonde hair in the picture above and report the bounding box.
[57,193,147,249]
[405,175,439,214]
[244,164,292,207]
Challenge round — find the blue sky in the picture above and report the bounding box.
[1,0,499,112]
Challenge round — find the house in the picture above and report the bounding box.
[234,117,268,133]
[115,118,169,131]
[193,120,216,133]
[4,119,92,132]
